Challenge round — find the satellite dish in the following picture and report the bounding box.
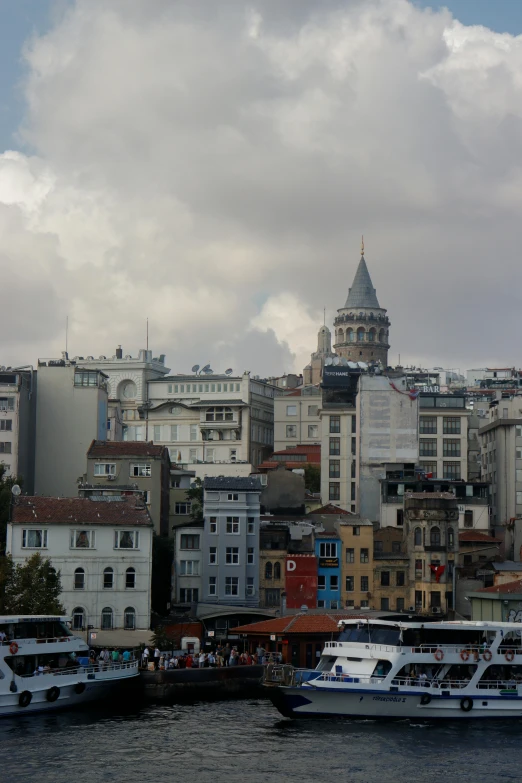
[225,368,233,376]
[206,369,214,374]
[191,365,200,373]
[201,364,211,373]
[333,356,340,365]
[11,485,21,497]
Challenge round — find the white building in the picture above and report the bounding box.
[8,496,153,634]
[173,522,204,603]
[0,367,36,491]
[273,386,321,451]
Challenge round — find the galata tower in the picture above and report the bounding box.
[333,238,390,365]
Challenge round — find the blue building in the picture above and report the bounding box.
[315,532,341,609]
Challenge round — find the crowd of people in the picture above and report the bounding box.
[140,644,282,670]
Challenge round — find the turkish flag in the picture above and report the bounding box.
[429,565,446,583]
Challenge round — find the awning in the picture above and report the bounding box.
[87,629,153,648]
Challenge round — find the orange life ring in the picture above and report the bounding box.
[9,642,18,655]
[482,649,492,661]
[434,649,444,661]
[460,649,470,662]
[505,649,515,662]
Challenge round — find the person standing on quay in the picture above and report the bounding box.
[142,646,150,669]
[154,647,161,670]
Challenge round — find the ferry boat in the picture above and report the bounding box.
[0,615,139,717]
[264,618,522,720]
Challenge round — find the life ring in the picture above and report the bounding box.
[482,649,492,661]
[46,686,60,703]
[505,649,515,662]
[460,650,470,662]
[19,690,32,708]
[9,642,18,655]
[420,693,432,705]
[75,682,86,695]
[434,649,444,661]
[460,697,473,712]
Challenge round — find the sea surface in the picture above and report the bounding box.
[2,699,522,783]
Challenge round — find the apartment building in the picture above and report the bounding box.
[173,521,204,604]
[373,527,409,612]
[0,367,36,491]
[418,392,470,480]
[338,517,374,610]
[315,532,342,609]
[273,386,321,451]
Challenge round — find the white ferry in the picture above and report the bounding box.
[265,618,522,720]
[0,615,139,717]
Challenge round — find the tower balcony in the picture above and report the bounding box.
[334,313,390,326]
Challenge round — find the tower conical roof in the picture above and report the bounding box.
[344,253,381,309]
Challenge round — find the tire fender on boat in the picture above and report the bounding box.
[75,682,86,695]
[19,690,32,708]
[460,697,473,712]
[420,693,431,705]
[46,686,60,703]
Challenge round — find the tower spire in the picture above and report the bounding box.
[361,235,364,257]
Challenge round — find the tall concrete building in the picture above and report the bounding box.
[333,240,390,366]
[0,367,36,492]
[418,392,470,480]
[35,358,108,497]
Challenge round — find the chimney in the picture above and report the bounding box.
[116,345,123,359]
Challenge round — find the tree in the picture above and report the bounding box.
[304,465,321,494]
[0,465,23,552]
[186,477,203,521]
[2,553,65,614]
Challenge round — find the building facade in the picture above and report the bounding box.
[273,386,321,452]
[0,367,36,492]
[315,532,342,609]
[419,392,470,481]
[173,521,204,603]
[373,527,410,612]
[337,517,374,610]
[201,476,261,606]
[8,496,153,632]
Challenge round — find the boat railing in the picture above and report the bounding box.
[477,679,522,691]
[18,660,138,679]
[0,636,77,647]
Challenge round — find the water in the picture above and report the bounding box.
[2,700,522,783]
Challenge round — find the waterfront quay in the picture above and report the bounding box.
[140,664,265,703]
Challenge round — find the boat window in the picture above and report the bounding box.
[315,656,337,672]
[372,660,392,677]
[479,665,522,686]
[338,625,400,645]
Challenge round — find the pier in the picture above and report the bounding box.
[140,665,265,703]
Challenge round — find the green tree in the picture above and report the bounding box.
[2,553,65,614]
[186,477,203,521]
[304,465,321,494]
[0,465,23,552]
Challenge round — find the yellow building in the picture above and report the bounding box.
[373,527,410,612]
[337,517,374,610]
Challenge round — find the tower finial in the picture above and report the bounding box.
[361,235,364,256]
[323,307,326,326]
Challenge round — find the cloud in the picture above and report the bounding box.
[1,0,522,372]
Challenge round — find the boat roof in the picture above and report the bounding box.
[0,615,70,624]
[338,618,522,632]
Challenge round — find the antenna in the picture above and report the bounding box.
[65,315,68,355]
[225,368,233,376]
[146,318,149,351]
[192,365,200,374]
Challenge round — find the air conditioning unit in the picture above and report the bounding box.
[107,475,116,481]
[408,606,415,612]
[432,607,440,614]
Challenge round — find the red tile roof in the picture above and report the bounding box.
[476,579,522,595]
[234,613,367,635]
[273,445,321,456]
[12,496,153,527]
[87,440,168,458]
[459,531,501,543]
[312,503,353,515]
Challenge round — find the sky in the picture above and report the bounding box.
[1,0,522,377]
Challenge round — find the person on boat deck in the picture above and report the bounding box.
[0,629,6,644]
[111,649,119,663]
[122,649,131,663]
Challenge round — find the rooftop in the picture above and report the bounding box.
[476,579,522,595]
[459,531,501,543]
[234,612,368,636]
[312,503,353,516]
[87,440,168,459]
[344,252,381,310]
[11,496,153,527]
[203,476,262,492]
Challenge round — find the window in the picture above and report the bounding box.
[329,438,340,455]
[396,509,404,527]
[265,562,273,579]
[131,463,151,477]
[153,425,162,441]
[392,541,401,553]
[74,370,100,387]
[415,559,423,577]
[464,510,473,528]
[419,439,437,457]
[430,527,441,546]
[180,534,200,550]
[126,567,136,588]
[318,600,325,608]
[395,597,405,611]
[380,598,390,611]
[247,517,255,535]
[170,425,178,441]
[517,491,522,506]
[308,425,318,438]
[72,607,85,630]
[101,607,113,630]
[274,562,281,579]
[318,575,326,590]
[420,462,437,477]
[227,493,239,501]
[443,439,461,457]
[246,577,255,597]
[209,517,218,534]
[286,405,297,416]
[396,571,405,586]
[308,405,318,416]
[94,462,116,476]
[361,575,369,592]
[329,460,340,478]
[74,568,85,590]
[114,530,139,549]
[430,591,441,608]
[22,529,47,548]
[0,419,12,431]
[226,517,240,534]
[414,527,422,546]
[103,567,114,589]
[329,416,341,433]
[345,576,354,592]
[374,540,383,552]
[360,600,369,608]
[448,528,454,549]
[208,546,218,565]
[419,416,437,434]
[180,560,200,575]
[346,548,355,563]
[0,397,14,411]
[208,576,217,596]
[180,588,199,602]
[70,530,95,549]
[189,448,198,462]
[0,442,12,453]
[175,502,191,515]
[124,607,136,630]
[226,547,239,565]
[351,438,357,456]
[247,547,255,565]
[329,483,340,501]
[352,526,360,536]
[225,577,239,596]
[351,483,356,501]
[443,417,461,434]
[381,571,390,586]
[360,548,369,563]
[443,462,461,480]
[319,542,337,558]
[346,600,355,608]
[206,407,234,422]
[190,424,198,441]
[286,425,297,438]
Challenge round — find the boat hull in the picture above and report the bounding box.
[266,685,522,720]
